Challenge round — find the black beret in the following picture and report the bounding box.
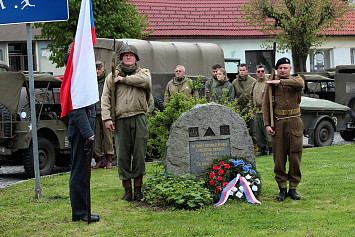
[275,57,290,69]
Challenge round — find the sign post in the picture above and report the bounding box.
[0,0,69,199]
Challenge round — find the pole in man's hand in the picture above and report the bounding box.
[268,68,275,128]
[111,51,116,128]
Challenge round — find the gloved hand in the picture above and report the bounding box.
[84,139,94,154]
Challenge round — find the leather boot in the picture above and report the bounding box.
[134,176,143,201]
[256,147,268,156]
[106,155,113,169]
[122,180,132,201]
[253,143,258,154]
[268,147,273,155]
[288,189,301,200]
[277,187,287,201]
[93,157,104,169]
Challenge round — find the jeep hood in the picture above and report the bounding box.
[0,72,26,111]
[301,96,350,111]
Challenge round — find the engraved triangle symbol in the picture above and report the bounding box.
[204,127,215,136]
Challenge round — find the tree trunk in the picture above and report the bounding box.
[292,48,308,73]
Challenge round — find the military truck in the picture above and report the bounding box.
[93,38,225,102]
[334,65,355,141]
[0,66,70,177]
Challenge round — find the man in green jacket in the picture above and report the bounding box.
[232,63,257,150]
[101,45,152,201]
[164,65,199,103]
[93,61,114,169]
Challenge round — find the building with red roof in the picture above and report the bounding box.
[132,0,355,73]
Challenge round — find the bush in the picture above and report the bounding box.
[142,172,213,210]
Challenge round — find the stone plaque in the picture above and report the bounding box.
[164,103,255,177]
[189,139,231,174]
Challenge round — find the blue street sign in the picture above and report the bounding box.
[0,0,69,25]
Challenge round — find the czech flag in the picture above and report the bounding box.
[60,0,99,117]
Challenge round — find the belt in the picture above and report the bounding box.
[274,107,300,116]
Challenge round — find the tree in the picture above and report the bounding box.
[240,0,354,72]
[34,0,151,68]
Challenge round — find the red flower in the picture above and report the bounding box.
[216,186,222,193]
[210,179,215,185]
[217,176,223,181]
[218,169,224,175]
[223,182,229,188]
[219,161,225,165]
[224,164,230,169]
[213,165,219,171]
[209,173,215,178]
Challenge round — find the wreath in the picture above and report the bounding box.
[204,156,261,202]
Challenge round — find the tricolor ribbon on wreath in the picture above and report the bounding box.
[214,174,261,206]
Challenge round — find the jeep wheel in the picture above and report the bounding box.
[314,120,334,147]
[340,130,355,141]
[0,103,12,145]
[23,137,56,178]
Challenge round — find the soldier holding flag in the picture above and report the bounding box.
[60,0,99,222]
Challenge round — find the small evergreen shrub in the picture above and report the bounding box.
[142,172,213,210]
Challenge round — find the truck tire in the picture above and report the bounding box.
[348,95,355,120]
[314,120,334,147]
[23,137,56,178]
[340,130,355,141]
[154,96,165,112]
[0,103,12,145]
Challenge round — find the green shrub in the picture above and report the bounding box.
[142,172,213,210]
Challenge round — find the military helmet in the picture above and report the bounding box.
[119,45,140,61]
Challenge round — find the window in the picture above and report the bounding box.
[309,49,331,72]
[351,48,355,65]
[0,49,3,61]
[245,50,274,73]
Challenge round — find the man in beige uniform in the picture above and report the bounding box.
[262,57,304,201]
[250,65,271,156]
[164,65,199,103]
[101,45,151,201]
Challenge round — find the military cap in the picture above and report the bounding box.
[275,57,290,69]
[119,45,140,61]
[95,61,104,69]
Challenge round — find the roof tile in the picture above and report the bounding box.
[131,0,355,38]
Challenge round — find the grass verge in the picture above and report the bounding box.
[0,144,354,236]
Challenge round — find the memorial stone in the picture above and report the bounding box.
[164,103,255,176]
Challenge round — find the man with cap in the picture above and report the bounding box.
[101,45,152,201]
[164,65,199,103]
[92,61,114,169]
[262,57,304,201]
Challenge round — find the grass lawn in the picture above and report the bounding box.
[0,144,354,236]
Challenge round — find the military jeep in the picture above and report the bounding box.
[0,69,70,177]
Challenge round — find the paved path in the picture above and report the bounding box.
[1,133,353,189]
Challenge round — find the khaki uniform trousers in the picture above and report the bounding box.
[271,116,303,189]
[115,114,148,180]
[254,113,271,149]
[94,115,114,158]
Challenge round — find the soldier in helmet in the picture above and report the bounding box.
[101,45,152,201]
